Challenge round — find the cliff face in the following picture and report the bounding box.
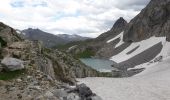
[123,0,170,42]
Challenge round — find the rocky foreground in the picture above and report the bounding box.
[0,68,101,100]
[0,22,102,100]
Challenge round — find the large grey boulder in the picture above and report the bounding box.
[76,83,93,98]
[1,57,24,71]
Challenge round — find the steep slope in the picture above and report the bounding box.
[67,17,128,58]
[108,0,170,76]
[123,0,170,42]
[96,17,127,41]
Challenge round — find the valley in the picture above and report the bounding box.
[0,0,170,100]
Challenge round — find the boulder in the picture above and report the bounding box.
[52,89,67,97]
[67,93,80,100]
[77,83,93,97]
[1,57,24,71]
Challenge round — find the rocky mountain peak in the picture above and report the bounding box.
[96,17,127,41]
[111,17,127,31]
[123,0,170,42]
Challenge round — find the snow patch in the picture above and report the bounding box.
[16,30,21,34]
[129,41,170,76]
[110,36,166,63]
[106,31,124,48]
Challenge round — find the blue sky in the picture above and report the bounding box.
[0,0,150,37]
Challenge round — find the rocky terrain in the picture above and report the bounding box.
[22,28,90,48]
[0,22,102,100]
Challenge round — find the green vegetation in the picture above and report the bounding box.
[99,72,113,77]
[0,70,25,80]
[0,37,7,47]
[76,49,95,58]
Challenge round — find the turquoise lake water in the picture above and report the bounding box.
[80,58,115,72]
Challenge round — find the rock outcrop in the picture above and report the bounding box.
[0,22,23,47]
[96,17,127,41]
[123,0,170,42]
[1,57,24,71]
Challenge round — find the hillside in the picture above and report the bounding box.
[0,22,103,99]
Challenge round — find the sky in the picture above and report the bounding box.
[0,0,150,37]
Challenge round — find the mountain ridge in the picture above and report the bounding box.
[22,28,90,48]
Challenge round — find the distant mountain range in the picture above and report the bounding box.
[21,28,90,48]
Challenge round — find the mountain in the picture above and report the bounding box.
[67,17,128,58]
[123,0,170,42]
[22,28,66,48]
[96,17,127,41]
[22,28,90,48]
[67,0,170,77]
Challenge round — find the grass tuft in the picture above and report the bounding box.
[0,70,25,80]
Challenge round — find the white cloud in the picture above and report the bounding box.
[0,0,150,37]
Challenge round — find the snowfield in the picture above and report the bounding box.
[78,57,170,100]
[107,31,124,48]
[78,38,170,100]
[110,36,166,63]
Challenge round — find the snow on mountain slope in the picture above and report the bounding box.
[78,57,170,100]
[110,36,166,63]
[128,41,170,76]
[107,31,124,48]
